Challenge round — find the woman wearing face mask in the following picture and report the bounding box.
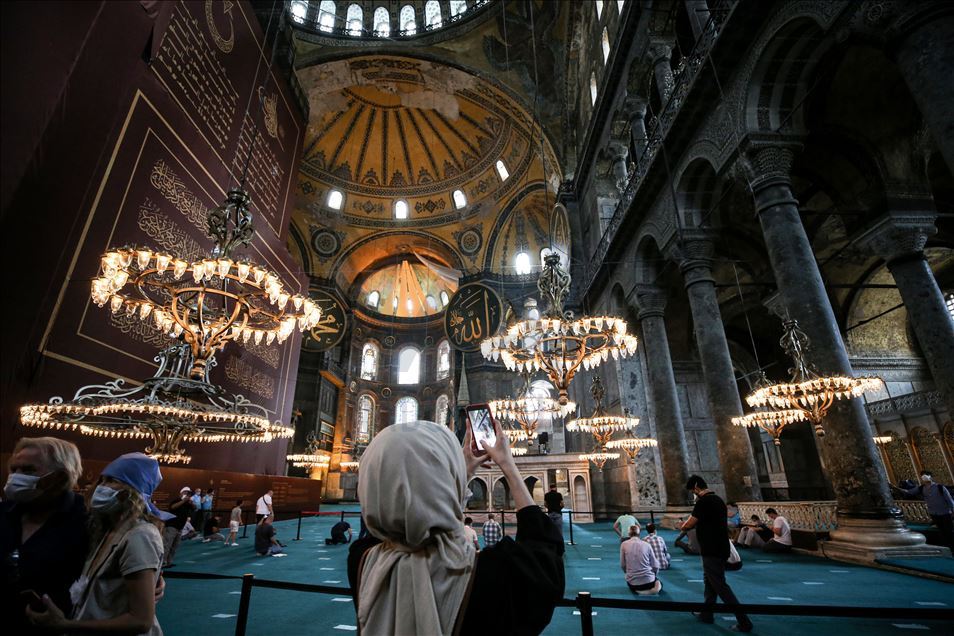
[26,452,171,635]
[1,437,87,635]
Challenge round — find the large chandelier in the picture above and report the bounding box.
[605,437,658,463]
[742,320,882,438]
[20,344,293,464]
[489,375,576,444]
[481,253,638,405]
[567,375,655,469]
[578,451,619,472]
[286,432,331,469]
[90,188,321,379]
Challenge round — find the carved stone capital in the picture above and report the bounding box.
[607,141,629,162]
[666,233,717,288]
[855,212,938,263]
[622,95,648,120]
[647,38,674,64]
[630,284,669,320]
[761,290,788,321]
[737,136,803,193]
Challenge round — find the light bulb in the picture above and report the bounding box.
[110,296,123,313]
[136,249,152,269]
[217,259,232,278]
[237,262,251,283]
[193,262,205,283]
[173,260,188,279]
[155,253,171,274]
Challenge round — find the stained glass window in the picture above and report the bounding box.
[515,251,531,275]
[373,6,390,36]
[361,342,379,380]
[366,290,380,309]
[595,0,604,20]
[394,200,408,219]
[425,0,442,27]
[346,3,363,35]
[437,340,451,380]
[436,394,449,427]
[328,189,343,210]
[495,159,509,181]
[395,396,418,425]
[602,27,610,62]
[450,0,467,17]
[357,394,375,443]
[590,72,598,105]
[318,1,336,31]
[290,1,307,23]
[400,5,416,34]
[453,189,467,209]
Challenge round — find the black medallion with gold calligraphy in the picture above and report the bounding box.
[443,283,503,352]
[304,289,347,351]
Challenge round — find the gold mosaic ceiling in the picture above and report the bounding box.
[290,55,562,288]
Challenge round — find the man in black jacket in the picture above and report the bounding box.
[544,484,564,537]
[680,475,752,633]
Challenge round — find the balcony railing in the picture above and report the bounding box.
[582,1,736,294]
[287,0,493,40]
[737,500,932,533]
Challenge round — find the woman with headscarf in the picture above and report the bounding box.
[26,452,170,635]
[347,419,565,636]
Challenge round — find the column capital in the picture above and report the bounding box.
[629,284,669,320]
[666,232,717,288]
[622,94,648,119]
[855,212,938,264]
[607,140,629,161]
[647,38,674,63]
[737,136,802,191]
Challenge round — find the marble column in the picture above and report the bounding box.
[648,39,675,102]
[672,234,762,501]
[857,212,954,417]
[607,140,630,193]
[893,12,954,172]
[685,0,711,40]
[630,285,691,507]
[743,142,939,561]
[623,95,649,160]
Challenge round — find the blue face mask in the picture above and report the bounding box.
[91,485,123,513]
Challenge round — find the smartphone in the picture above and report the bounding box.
[466,404,497,455]
[19,589,44,612]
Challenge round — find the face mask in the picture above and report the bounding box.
[90,485,123,513]
[3,472,48,502]
[921,474,931,483]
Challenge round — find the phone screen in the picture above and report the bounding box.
[469,407,496,452]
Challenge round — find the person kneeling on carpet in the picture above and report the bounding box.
[326,519,352,545]
[255,514,286,556]
[621,524,663,595]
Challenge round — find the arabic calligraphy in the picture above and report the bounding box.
[305,290,347,351]
[443,284,502,352]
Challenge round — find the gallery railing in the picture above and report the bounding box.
[736,500,933,532]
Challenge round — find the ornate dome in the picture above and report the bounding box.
[357,258,457,318]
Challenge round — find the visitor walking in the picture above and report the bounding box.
[680,475,753,633]
[894,471,954,550]
[225,499,243,546]
[255,489,274,524]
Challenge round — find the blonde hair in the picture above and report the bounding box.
[13,436,82,490]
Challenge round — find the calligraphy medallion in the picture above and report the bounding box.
[444,283,503,352]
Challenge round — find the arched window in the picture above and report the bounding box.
[395,396,418,425]
[452,189,467,209]
[450,0,467,17]
[595,0,604,19]
[366,290,380,309]
[495,159,510,181]
[514,251,531,275]
[602,27,610,62]
[590,72,598,105]
[946,292,954,320]
[360,342,379,380]
[397,347,421,384]
[318,0,336,32]
[356,394,375,443]
[540,246,568,269]
[437,340,451,380]
[290,1,307,23]
[327,189,344,210]
[425,0,442,27]
[400,5,416,34]
[435,394,449,427]
[426,295,437,310]
[440,290,449,307]
[394,200,409,219]
[346,3,363,35]
[373,6,390,36]
[617,0,625,12]
[392,295,398,312]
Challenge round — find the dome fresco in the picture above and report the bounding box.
[357,259,458,319]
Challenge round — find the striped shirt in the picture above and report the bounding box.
[483,519,503,547]
[643,533,670,569]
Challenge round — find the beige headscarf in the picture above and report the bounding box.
[357,420,476,636]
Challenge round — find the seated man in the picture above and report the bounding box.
[179,518,198,541]
[736,515,773,548]
[673,525,700,555]
[326,519,353,545]
[614,511,638,543]
[620,525,663,595]
[643,523,670,569]
[761,508,793,553]
[255,515,286,556]
[202,515,225,543]
[726,502,742,541]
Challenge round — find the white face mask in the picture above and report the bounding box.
[90,485,123,513]
[3,472,49,502]
[920,474,932,483]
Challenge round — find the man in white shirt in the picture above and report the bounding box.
[620,524,662,595]
[463,517,480,551]
[256,489,273,523]
[762,508,793,553]
[613,512,638,543]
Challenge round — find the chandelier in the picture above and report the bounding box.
[567,375,654,469]
[605,437,658,463]
[578,451,619,472]
[742,320,883,438]
[286,432,331,469]
[90,188,321,380]
[20,344,293,464]
[481,253,638,405]
[489,375,576,444]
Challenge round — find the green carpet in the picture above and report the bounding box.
[876,557,954,579]
[157,506,954,635]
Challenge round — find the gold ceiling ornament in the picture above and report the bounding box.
[90,188,321,380]
[480,253,638,405]
[578,451,620,472]
[605,437,658,463]
[743,320,883,438]
[489,375,576,444]
[20,344,293,464]
[286,432,331,469]
[566,375,639,447]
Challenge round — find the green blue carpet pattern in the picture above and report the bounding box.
[875,557,954,579]
[157,507,953,635]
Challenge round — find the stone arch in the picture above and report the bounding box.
[910,426,953,483]
[466,477,488,510]
[524,475,544,506]
[632,233,667,287]
[744,17,830,135]
[674,157,722,228]
[492,476,513,509]
[573,474,588,512]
